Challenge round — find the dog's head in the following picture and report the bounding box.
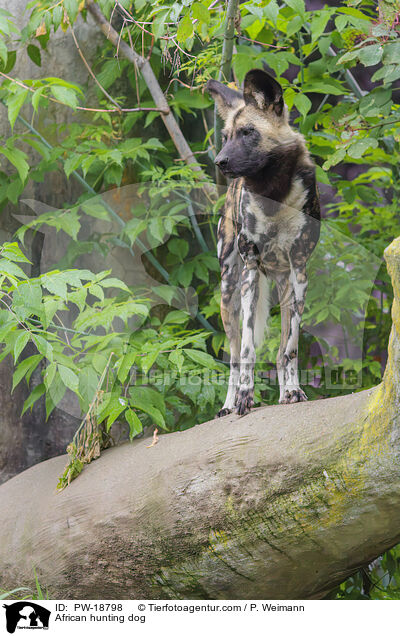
[207,70,296,178]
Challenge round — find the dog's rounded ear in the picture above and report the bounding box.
[206,79,243,120]
[243,70,284,116]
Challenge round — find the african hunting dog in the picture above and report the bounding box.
[207,69,320,416]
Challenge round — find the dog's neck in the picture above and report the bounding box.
[243,141,302,204]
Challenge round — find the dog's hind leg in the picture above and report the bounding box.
[276,270,308,404]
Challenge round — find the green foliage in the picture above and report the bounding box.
[0,241,227,435]
[0,0,396,439]
[328,545,400,599]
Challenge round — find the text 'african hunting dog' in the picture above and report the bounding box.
[207,69,320,416]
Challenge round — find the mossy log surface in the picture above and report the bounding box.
[1,239,400,599]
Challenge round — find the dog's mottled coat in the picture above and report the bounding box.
[207,70,320,416]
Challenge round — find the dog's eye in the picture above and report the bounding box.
[241,127,254,136]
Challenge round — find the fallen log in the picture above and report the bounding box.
[0,237,399,600]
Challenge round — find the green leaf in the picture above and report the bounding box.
[286,15,304,37]
[149,217,166,245]
[117,351,137,383]
[376,66,400,85]
[106,401,126,430]
[359,89,392,115]
[42,273,68,299]
[68,286,87,312]
[14,330,30,362]
[293,93,312,118]
[23,137,50,160]
[140,349,159,375]
[383,41,400,65]
[152,9,169,39]
[316,165,330,185]
[338,48,360,64]
[347,138,378,159]
[78,366,99,409]
[129,395,166,430]
[46,374,66,418]
[358,44,383,67]
[177,261,194,287]
[0,258,28,280]
[192,2,209,23]
[244,17,263,40]
[12,354,42,392]
[0,14,11,37]
[104,163,123,187]
[52,5,63,30]
[177,15,194,42]
[32,334,53,362]
[5,90,28,130]
[44,361,57,389]
[163,310,190,325]
[310,10,332,42]
[0,49,16,73]
[6,179,23,205]
[87,283,104,302]
[183,348,221,369]
[12,281,42,320]
[334,14,348,32]
[264,0,279,25]
[31,86,46,113]
[285,0,306,16]
[152,285,176,305]
[64,153,83,178]
[371,64,396,82]
[171,89,211,111]
[233,52,262,84]
[0,323,15,347]
[301,82,345,95]
[21,382,45,415]
[168,238,189,260]
[283,87,296,109]
[64,0,79,23]
[27,44,41,66]
[0,242,30,263]
[50,85,79,109]
[195,260,209,283]
[169,349,184,372]
[81,200,110,220]
[126,409,143,439]
[0,145,29,182]
[0,39,7,66]
[58,364,79,393]
[129,386,166,415]
[100,277,130,292]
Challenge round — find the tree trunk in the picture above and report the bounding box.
[0,237,400,599]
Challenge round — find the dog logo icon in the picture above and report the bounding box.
[3,602,50,633]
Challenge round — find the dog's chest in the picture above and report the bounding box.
[239,178,307,272]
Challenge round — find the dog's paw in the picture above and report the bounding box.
[279,388,308,404]
[235,389,254,416]
[216,407,233,418]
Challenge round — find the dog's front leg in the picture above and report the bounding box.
[218,270,241,417]
[236,265,260,415]
[276,268,308,404]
